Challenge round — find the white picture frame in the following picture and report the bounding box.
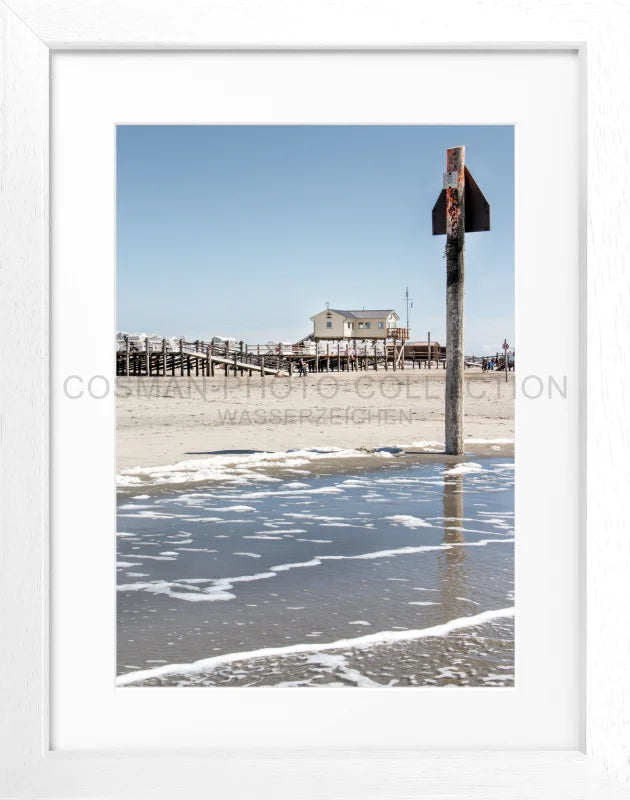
[1,1,629,796]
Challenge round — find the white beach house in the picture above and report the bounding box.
[310,307,401,340]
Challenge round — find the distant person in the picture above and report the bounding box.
[482,358,488,373]
[299,357,307,377]
[488,359,494,371]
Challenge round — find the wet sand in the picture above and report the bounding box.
[116,455,514,686]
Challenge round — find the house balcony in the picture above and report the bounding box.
[388,327,410,340]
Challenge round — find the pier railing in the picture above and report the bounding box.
[116,335,510,376]
[116,337,295,378]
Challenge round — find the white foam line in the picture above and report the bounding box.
[443,527,513,536]
[296,538,333,544]
[118,538,514,602]
[117,512,187,519]
[116,607,515,686]
[267,537,512,572]
[117,447,368,488]
[204,505,257,512]
[464,438,514,444]
[235,487,345,499]
[283,514,346,521]
[385,514,432,528]
[405,438,513,449]
[443,462,486,476]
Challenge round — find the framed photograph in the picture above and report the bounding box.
[111,122,517,693]
[1,1,629,797]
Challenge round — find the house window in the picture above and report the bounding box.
[377,321,384,328]
[358,322,364,329]
[365,322,371,329]
[326,321,332,329]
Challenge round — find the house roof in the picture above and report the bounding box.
[329,309,398,319]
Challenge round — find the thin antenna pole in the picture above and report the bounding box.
[404,286,413,334]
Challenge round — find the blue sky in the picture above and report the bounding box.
[117,125,513,353]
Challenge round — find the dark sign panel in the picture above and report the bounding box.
[432,167,491,235]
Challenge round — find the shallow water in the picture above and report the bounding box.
[117,456,514,686]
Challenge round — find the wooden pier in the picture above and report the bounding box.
[117,339,288,378]
[116,333,453,378]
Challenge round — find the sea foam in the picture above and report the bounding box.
[117,607,515,685]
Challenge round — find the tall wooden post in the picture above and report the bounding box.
[445,146,465,455]
[427,331,431,369]
[179,338,184,377]
[145,339,151,376]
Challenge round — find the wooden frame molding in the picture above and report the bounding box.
[1,1,629,796]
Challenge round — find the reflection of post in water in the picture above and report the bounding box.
[438,468,468,618]
[443,471,464,546]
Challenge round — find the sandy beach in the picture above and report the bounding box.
[117,370,514,472]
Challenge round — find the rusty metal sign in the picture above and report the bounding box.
[432,166,491,235]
